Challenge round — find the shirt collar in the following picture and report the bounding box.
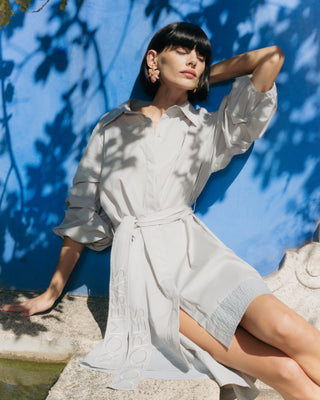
[169,101,200,127]
[101,99,200,128]
[101,101,128,127]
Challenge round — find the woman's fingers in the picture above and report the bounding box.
[2,302,30,312]
[1,294,55,317]
[2,300,35,317]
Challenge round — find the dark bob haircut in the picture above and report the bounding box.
[139,22,212,102]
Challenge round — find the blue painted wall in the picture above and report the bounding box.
[0,0,319,296]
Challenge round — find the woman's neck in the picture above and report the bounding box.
[151,86,188,112]
[132,86,188,134]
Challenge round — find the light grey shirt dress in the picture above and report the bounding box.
[54,75,277,400]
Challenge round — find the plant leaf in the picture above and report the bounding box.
[13,0,31,12]
[0,0,14,28]
[60,0,67,10]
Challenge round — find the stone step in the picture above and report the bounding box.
[1,241,320,400]
[45,353,282,400]
[0,289,281,400]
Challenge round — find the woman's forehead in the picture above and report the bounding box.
[164,44,207,56]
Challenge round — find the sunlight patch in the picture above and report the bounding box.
[294,31,319,72]
[3,230,15,263]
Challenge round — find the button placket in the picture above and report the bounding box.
[143,121,157,211]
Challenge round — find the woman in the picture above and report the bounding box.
[2,22,320,400]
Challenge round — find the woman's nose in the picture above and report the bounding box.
[187,58,196,67]
[187,51,197,67]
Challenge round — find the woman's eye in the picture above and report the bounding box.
[196,53,205,62]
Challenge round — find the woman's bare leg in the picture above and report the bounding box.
[179,308,320,400]
[241,294,320,385]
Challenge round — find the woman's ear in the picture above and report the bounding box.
[146,49,158,69]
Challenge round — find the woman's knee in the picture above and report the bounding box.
[243,296,308,352]
[269,313,300,347]
[273,357,302,384]
[267,311,314,355]
[263,357,310,399]
[269,357,318,400]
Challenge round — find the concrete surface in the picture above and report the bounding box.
[1,240,319,400]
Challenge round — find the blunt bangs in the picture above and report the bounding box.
[139,22,212,102]
[153,22,211,61]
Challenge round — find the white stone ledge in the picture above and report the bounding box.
[264,241,320,330]
[1,240,319,399]
[0,334,75,363]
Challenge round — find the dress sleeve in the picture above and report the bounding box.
[210,75,277,173]
[53,119,113,251]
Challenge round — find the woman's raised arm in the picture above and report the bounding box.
[1,237,84,317]
[209,45,284,92]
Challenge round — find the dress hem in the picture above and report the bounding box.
[180,278,271,349]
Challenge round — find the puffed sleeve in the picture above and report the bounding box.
[210,75,277,173]
[53,119,113,251]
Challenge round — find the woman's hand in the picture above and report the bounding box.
[2,237,84,317]
[1,290,58,317]
[210,45,284,92]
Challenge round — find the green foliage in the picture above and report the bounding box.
[0,0,67,28]
[60,0,67,10]
[0,0,14,28]
[14,0,31,12]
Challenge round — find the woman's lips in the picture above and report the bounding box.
[180,70,196,78]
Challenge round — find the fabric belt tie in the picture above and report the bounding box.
[103,206,193,390]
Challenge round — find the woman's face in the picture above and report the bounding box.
[151,46,206,93]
